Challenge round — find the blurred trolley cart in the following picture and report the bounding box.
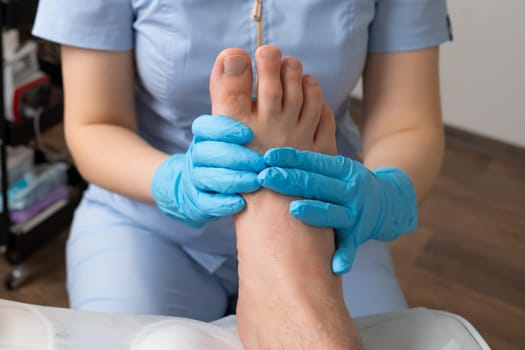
[0,0,84,290]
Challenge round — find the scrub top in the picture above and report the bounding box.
[32,0,451,272]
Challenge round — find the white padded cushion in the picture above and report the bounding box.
[355,308,490,350]
[0,299,490,349]
[0,302,53,350]
[131,319,242,350]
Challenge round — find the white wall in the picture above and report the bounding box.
[441,1,525,147]
[353,2,525,148]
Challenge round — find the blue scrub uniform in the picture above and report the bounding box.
[33,0,451,321]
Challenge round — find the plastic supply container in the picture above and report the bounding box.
[0,145,34,188]
[0,162,68,212]
[10,184,69,224]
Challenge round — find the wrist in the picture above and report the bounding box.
[373,167,418,241]
[151,153,185,215]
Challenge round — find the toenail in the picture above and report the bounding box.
[259,47,279,58]
[304,76,318,86]
[224,55,249,75]
[286,59,301,69]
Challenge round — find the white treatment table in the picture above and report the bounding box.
[0,299,491,349]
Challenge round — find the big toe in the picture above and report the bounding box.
[210,49,254,120]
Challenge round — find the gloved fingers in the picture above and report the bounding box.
[332,228,359,274]
[192,141,266,172]
[195,191,246,217]
[258,167,355,204]
[289,200,354,229]
[192,115,254,144]
[331,245,357,275]
[192,167,260,194]
[264,147,354,179]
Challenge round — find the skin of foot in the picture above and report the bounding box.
[209,46,361,350]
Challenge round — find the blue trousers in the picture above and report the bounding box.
[67,186,407,322]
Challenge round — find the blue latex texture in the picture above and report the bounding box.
[152,115,265,228]
[259,147,418,274]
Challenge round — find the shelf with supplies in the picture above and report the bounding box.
[0,130,85,290]
[1,186,81,264]
[0,101,63,146]
[1,0,39,29]
[0,2,86,290]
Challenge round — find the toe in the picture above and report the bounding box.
[210,48,254,120]
[314,104,337,155]
[281,56,304,117]
[298,75,323,141]
[255,45,283,118]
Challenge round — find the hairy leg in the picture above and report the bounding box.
[209,46,361,350]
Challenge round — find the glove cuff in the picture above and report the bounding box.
[373,167,418,241]
[151,153,186,220]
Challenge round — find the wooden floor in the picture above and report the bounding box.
[390,130,525,350]
[1,128,524,349]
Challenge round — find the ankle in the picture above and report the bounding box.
[234,189,336,271]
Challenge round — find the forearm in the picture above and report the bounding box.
[362,123,444,203]
[60,46,168,203]
[67,123,168,203]
[362,47,444,203]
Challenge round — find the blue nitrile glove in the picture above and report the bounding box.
[152,115,265,228]
[258,147,418,274]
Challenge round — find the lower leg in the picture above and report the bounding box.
[235,190,360,349]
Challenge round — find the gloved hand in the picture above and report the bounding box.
[152,115,265,228]
[258,147,418,274]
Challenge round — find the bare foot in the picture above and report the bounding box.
[209,46,336,155]
[209,46,360,350]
